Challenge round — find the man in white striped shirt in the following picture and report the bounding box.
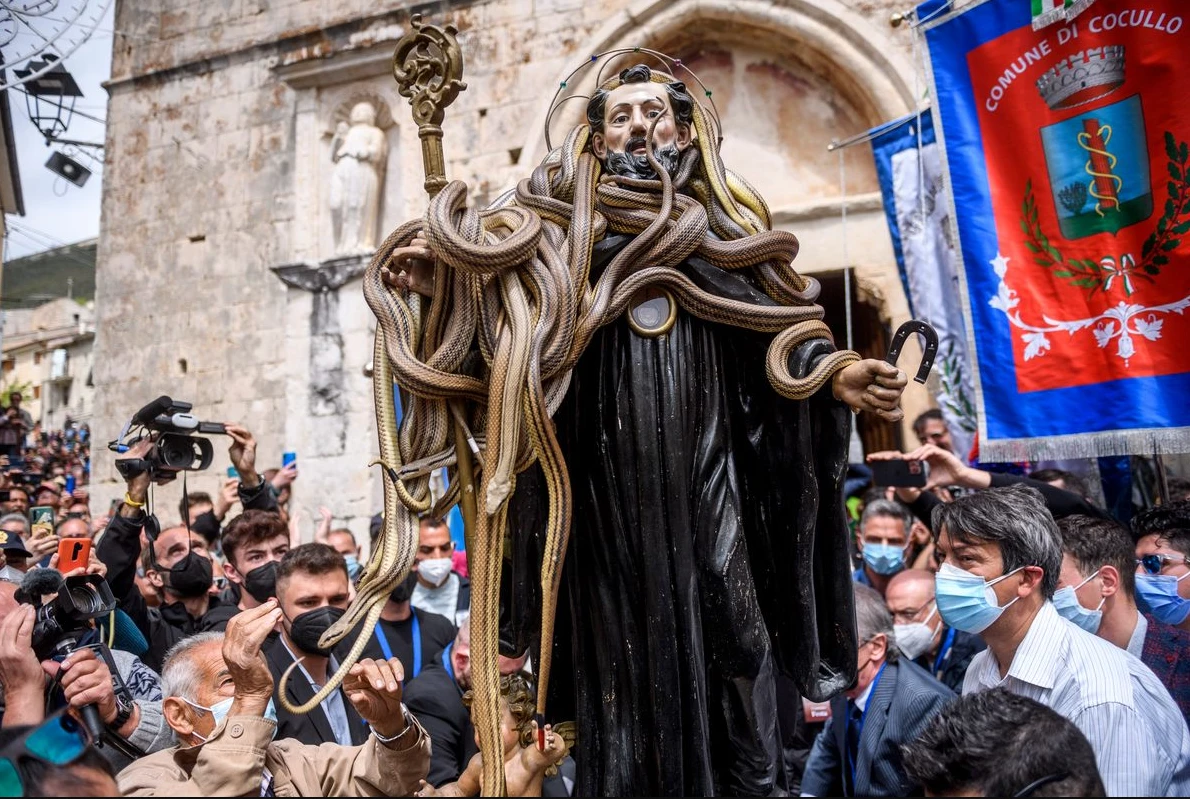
[930,484,1190,797]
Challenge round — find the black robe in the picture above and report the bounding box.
[504,235,857,796]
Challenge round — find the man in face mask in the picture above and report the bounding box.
[221,510,290,613]
[1056,514,1190,726]
[852,499,915,598]
[933,484,1190,797]
[1132,500,1190,633]
[332,525,457,689]
[886,569,984,693]
[801,584,953,797]
[265,543,367,746]
[125,601,430,796]
[410,517,470,627]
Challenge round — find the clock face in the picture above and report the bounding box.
[0,0,112,90]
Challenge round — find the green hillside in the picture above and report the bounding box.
[1,238,96,308]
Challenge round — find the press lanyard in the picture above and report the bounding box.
[847,662,887,795]
[933,627,957,678]
[373,613,422,678]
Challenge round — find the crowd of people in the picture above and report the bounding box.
[0,386,1187,797]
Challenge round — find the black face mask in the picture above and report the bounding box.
[288,606,346,656]
[242,561,279,604]
[389,571,419,604]
[163,552,213,598]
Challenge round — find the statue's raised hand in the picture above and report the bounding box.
[832,359,907,422]
[382,229,437,298]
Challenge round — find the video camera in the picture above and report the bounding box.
[25,573,119,662]
[109,396,227,484]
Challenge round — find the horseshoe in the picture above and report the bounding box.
[886,320,939,384]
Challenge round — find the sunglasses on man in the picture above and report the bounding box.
[1137,552,1190,575]
[0,711,92,797]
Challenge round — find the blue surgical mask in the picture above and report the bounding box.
[935,562,1024,634]
[1052,570,1105,634]
[1135,572,1190,626]
[344,553,362,581]
[862,542,907,576]
[184,696,278,743]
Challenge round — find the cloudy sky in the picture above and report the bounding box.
[3,2,114,260]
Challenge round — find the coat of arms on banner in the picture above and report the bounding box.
[970,2,1190,393]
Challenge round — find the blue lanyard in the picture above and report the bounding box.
[847,662,887,795]
[373,613,422,678]
[933,627,957,677]
[441,641,453,677]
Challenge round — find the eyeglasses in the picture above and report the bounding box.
[0,711,92,797]
[1012,771,1070,797]
[889,602,934,624]
[211,576,228,591]
[1137,553,1190,575]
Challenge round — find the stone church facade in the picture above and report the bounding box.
[92,0,927,538]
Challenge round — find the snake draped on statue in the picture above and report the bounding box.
[322,62,878,797]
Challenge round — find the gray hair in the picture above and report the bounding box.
[931,484,1061,598]
[0,513,29,533]
[854,583,900,663]
[161,631,225,702]
[860,498,914,537]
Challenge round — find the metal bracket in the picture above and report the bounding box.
[886,320,939,384]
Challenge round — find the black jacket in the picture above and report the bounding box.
[403,660,476,786]
[265,636,369,746]
[96,479,278,673]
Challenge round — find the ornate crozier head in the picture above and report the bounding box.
[587,64,694,180]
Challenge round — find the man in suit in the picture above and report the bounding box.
[1057,514,1190,726]
[801,584,954,797]
[266,543,368,745]
[886,569,985,692]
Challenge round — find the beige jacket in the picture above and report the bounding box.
[117,713,430,797]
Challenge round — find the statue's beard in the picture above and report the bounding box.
[603,138,681,180]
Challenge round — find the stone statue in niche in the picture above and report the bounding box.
[329,101,388,256]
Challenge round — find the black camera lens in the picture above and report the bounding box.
[66,583,106,614]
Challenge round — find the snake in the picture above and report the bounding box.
[278,69,861,796]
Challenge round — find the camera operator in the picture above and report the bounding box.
[0,568,174,773]
[95,424,279,673]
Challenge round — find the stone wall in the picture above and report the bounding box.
[92,0,922,539]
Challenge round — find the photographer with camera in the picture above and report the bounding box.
[0,567,174,773]
[96,422,279,673]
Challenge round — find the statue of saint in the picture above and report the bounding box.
[382,64,906,796]
[329,101,387,256]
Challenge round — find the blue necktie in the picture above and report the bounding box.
[845,700,863,793]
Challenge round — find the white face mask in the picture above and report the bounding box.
[184,696,277,743]
[417,557,453,588]
[893,605,940,660]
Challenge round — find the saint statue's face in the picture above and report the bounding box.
[349,101,377,126]
[591,81,692,179]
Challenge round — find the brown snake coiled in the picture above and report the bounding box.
[285,82,860,796]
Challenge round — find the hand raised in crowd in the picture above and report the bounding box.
[271,462,298,492]
[47,546,107,579]
[222,598,282,713]
[314,506,333,545]
[832,361,909,422]
[114,437,155,513]
[382,229,436,298]
[224,424,261,488]
[902,443,990,491]
[342,656,408,739]
[51,648,132,732]
[213,477,239,521]
[0,606,46,725]
[27,530,59,560]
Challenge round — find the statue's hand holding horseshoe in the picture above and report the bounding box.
[383,229,437,297]
[832,360,908,422]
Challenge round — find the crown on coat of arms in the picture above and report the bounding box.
[1036,46,1126,110]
